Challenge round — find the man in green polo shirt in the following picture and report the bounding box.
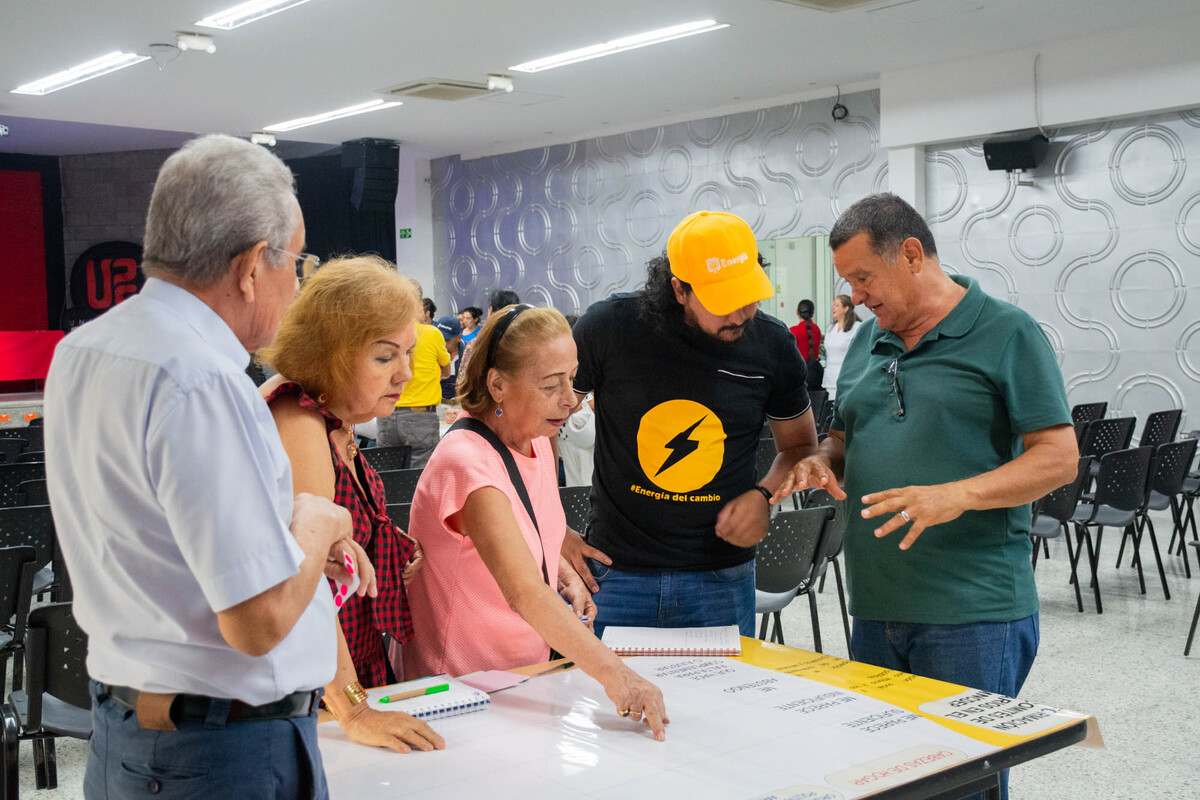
[776,193,1077,800]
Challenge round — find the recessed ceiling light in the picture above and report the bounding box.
[263,98,402,132]
[509,19,730,73]
[11,51,150,96]
[196,0,315,30]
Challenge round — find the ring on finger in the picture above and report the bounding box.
[899,509,911,523]
[618,708,631,717]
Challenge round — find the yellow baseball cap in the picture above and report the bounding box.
[666,210,773,316]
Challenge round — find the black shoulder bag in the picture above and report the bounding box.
[448,417,551,586]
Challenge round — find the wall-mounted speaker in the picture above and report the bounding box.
[982,132,1049,172]
[342,138,399,210]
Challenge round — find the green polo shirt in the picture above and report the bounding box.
[832,275,1070,625]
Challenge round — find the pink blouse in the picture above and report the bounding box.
[404,419,566,678]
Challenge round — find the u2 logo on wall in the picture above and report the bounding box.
[69,241,144,318]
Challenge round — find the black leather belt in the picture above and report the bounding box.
[103,684,321,723]
[399,405,437,412]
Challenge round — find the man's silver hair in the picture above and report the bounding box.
[143,134,298,286]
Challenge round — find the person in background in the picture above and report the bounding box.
[458,291,520,378]
[488,289,521,317]
[823,294,862,400]
[376,280,452,468]
[780,193,1078,800]
[455,306,483,378]
[790,299,824,390]
[557,314,595,487]
[458,306,482,348]
[558,395,596,487]
[405,305,669,739]
[434,314,464,402]
[45,133,355,798]
[421,297,437,325]
[260,256,443,754]
[563,211,824,637]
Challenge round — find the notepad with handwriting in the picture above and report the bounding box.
[601,625,742,656]
[366,675,491,721]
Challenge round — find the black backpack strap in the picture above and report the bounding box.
[448,417,550,586]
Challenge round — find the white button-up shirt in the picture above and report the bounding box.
[44,278,336,705]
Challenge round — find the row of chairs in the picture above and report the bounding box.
[1031,439,1197,612]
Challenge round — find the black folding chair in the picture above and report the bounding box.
[1080,417,1136,480]
[1128,438,1198,579]
[0,505,57,615]
[754,507,836,650]
[1071,401,1108,427]
[386,502,411,532]
[0,465,45,509]
[361,445,413,472]
[1030,458,1091,611]
[1137,409,1182,449]
[1070,446,1154,614]
[1169,431,1200,567]
[377,468,423,505]
[558,486,590,534]
[13,452,43,465]
[754,437,777,482]
[803,489,851,656]
[1186,543,1200,656]
[0,442,22,466]
[1,603,91,793]
[16,480,48,507]
[0,547,37,697]
[0,428,42,454]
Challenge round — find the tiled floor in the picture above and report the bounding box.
[10,509,1200,799]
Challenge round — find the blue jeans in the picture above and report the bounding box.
[589,560,757,638]
[84,682,328,799]
[851,615,1040,800]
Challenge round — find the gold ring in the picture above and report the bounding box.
[618,708,631,717]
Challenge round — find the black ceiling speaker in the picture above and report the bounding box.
[982,132,1049,172]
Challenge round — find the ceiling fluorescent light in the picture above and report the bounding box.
[11,51,150,95]
[263,99,402,132]
[196,0,315,30]
[509,19,730,73]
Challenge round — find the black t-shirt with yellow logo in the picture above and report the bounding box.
[573,293,810,571]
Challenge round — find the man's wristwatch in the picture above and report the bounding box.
[752,485,773,504]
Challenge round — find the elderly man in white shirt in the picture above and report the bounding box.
[44,134,361,800]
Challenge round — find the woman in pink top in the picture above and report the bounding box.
[406,305,669,739]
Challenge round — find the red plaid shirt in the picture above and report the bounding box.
[265,382,415,688]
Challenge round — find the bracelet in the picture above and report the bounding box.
[752,485,773,504]
[342,681,368,706]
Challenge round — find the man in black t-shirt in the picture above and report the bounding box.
[565,211,837,636]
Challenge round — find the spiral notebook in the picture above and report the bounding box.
[366,675,491,721]
[601,625,742,656]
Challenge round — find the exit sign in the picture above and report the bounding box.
[398,228,412,239]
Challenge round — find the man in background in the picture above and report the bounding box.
[377,281,451,468]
